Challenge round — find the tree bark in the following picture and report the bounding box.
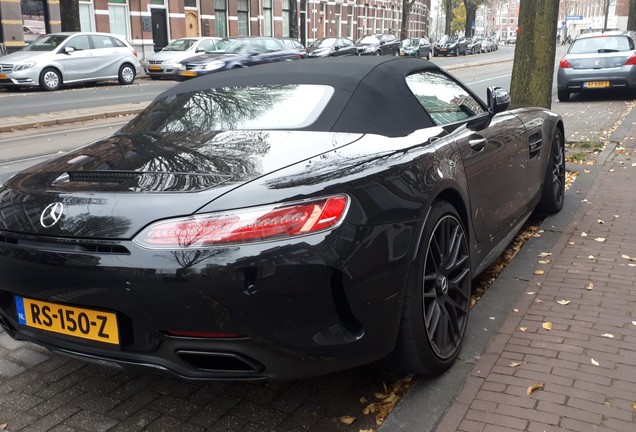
[510,0,560,109]
[463,1,477,37]
[627,0,636,31]
[444,0,455,35]
[401,0,416,40]
[289,0,298,38]
[60,0,81,32]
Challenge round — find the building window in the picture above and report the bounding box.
[336,4,342,37]
[79,1,94,32]
[108,0,130,38]
[263,0,273,36]
[238,0,249,36]
[184,0,196,7]
[215,0,227,37]
[282,0,290,37]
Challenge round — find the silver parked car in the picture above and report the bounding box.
[143,37,220,79]
[557,31,636,102]
[0,32,141,91]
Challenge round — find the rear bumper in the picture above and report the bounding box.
[0,223,411,379]
[557,66,636,91]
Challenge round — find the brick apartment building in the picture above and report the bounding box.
[1,0,431,57]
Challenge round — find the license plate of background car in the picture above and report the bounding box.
[0,74,6,80]
[583,81,610,88]
[15,296,120,345]
[149,65,161,71]
[179,71,198,77]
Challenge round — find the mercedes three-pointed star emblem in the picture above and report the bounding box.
[40,202,64,228]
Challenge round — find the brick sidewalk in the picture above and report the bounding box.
[434,106,636,431]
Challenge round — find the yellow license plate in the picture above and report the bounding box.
[15,296,119,345]
[148,65,161,71]
[584,81,610,88]
[179,71,198,77]
[440,48,447,52]
[0,74,7,79]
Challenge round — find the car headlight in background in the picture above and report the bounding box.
[202,61,226,71]
[134,195,349,249]
[14,62,36,71]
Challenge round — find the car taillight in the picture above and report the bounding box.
[132,49,138,58]
[559,58,573,69]
[134,195,349,249]
[624,54,636,65]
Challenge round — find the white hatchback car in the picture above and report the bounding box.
[142,37,220,79]
[0,32,141,91]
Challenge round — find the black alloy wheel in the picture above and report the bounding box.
[391,201,471,375]
[537,129,566,214]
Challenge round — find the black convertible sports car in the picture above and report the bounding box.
[0,57,565,380]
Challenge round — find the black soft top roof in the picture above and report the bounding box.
[158,57,444,136]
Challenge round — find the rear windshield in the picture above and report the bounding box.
[569,35,634,54]
[121,85,334,133]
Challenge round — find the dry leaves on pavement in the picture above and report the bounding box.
[527,383,544,395]
[542,322,553,331]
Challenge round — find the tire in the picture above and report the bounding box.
[374,50,381,56]
[426,51,431,60]
[118,64,136,85]
[416,50,420,58]
[557,89,570,102]
[536,128,565,214]
[39,68,61,91]
[390,200,471,376]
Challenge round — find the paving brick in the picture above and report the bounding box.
[457,418,485,432]
[464,409,528,430]
[495,402,560,425]
[433,402,469,432]
[143,415,205,432]
[107,409,161,432]
[7,347,49,368]
[64,410,118,432]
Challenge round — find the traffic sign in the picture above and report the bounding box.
[566,15,583,20]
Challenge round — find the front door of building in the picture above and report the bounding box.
[185,12,199,37]
[151,8,168,52]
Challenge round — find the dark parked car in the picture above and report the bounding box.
[278,37,307,59]
[399,37,432,59]
[307,37,358,58]
[177,36,302,80]
[433,34,467,56]
[557,30,636,102]
[0,57,565,380]
[466,37,482,54]
[355,33,400,56]
[143,37,220,79]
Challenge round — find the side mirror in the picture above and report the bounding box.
[195,46,205,53]
[487,86,510,114]
[62,46,75,54]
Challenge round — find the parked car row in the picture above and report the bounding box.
[434,35,499,57]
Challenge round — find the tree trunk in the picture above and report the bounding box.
[629,0,636,31]
[401,0,416,41]
[444,0,454,35]
[464,2,477,37]
[510,0,560,109]
[289,0,298,38]
[60,0,81,32]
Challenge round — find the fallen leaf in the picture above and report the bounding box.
[340,416,356,425]
[601,333,614,338]
[360,396,368,404]
[591,358,600,366]
[527,383,544,395]
[538,252,552,258]
[568,241,576,245]
[556,300,571,305]
[609,169,615,172]
[584,169,591,173]
[519,327,528,332]
[542,322,553,331]
[581,232,588,237]
[0,424,6,430]
[538,259,551,264]
[595,237,606,242]
[363,403,377,415]
[622,254,636,262]
[632,401,636,411]
[534,298,543,304]
[534,270,545,275]
[586,282,594,290]
[527,291,536,295]
[509,361,526,367]
[513,308,519,312]
[632,321,636,326]
[588,255,595,260]
[597,219,605,224]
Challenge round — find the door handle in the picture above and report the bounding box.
[469,137,487,151]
